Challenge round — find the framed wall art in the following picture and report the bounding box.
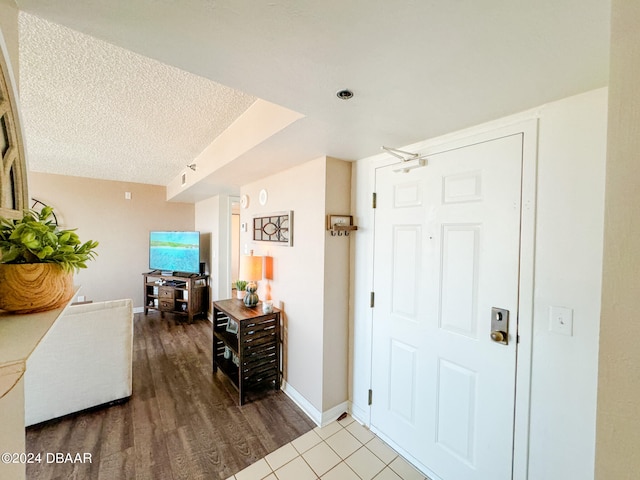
[253,211,293,246]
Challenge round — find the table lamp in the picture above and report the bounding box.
[262,255,274,313]
[239,251,263,307]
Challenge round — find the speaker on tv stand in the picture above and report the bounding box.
[199,262,206,275]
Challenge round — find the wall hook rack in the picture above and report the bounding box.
[327,214,358,236]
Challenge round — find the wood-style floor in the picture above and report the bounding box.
[26,311,315,480]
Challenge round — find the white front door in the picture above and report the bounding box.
[371,134,523,480]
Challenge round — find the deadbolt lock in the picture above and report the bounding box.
[490,307,509,345]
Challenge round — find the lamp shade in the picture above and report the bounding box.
[239,254,263,282]
[263,256,273,280]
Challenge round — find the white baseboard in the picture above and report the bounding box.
[281,381,322,426]
[281,382,349,427]
[350,402,370,427]
[321,401,349,426]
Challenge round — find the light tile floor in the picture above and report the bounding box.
[228,415,431,480]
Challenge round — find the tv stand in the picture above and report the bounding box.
[173,271,195,278]
[143,272,209,323]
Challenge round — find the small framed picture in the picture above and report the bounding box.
[226,319,239,335]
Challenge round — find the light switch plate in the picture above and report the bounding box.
[549,306,573,336]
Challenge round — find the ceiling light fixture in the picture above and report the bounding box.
[336,89,354,100]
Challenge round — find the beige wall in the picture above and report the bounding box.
[195,193,239,303]
[0,0,19,82]
[596,1,640,477]
[322,158,351,411]
[240,156,350,418]
[195,195,220,303]
[29,172,194,307]
[242,157,325,412]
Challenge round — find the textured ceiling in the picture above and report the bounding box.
[18,12,256,185]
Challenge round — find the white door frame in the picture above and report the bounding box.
[354,117,538,479]
[225,195,241,299]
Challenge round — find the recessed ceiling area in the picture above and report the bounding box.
[18,12,256,186]
[14,0,611,198]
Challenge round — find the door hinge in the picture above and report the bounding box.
[370,292,375,308]
[372,192,377,209]
[368,389,373,405]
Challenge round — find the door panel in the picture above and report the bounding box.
[436,358,477,464]
[439,224,480,337]
[389,339,418,423]
[371,134,523,480]
[391,225,421,320]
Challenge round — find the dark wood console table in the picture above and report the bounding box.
[212,299,280,405]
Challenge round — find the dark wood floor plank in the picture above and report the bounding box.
[97,446,135,480]
[24,417,74,480]
[26,311,315,479]
[46,411,105,480]
[98,401,133,460]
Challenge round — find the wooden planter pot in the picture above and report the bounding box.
[0,264,74,314]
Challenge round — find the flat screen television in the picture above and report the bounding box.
[149,231,200,274]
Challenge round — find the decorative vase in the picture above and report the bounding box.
[0,263,74,314]
[243,283,259,307]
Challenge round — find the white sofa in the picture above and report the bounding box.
[24,299,133,426]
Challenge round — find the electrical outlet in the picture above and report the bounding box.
[549,306,573,336]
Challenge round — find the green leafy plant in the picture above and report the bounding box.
[235,280,247,292]
[0,207,98,273]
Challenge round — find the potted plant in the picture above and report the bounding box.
[0,207,98,314]
[235,280,247,300]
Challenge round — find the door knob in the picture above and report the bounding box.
[490,330,507,343]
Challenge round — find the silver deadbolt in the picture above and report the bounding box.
[490,307,509,345]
